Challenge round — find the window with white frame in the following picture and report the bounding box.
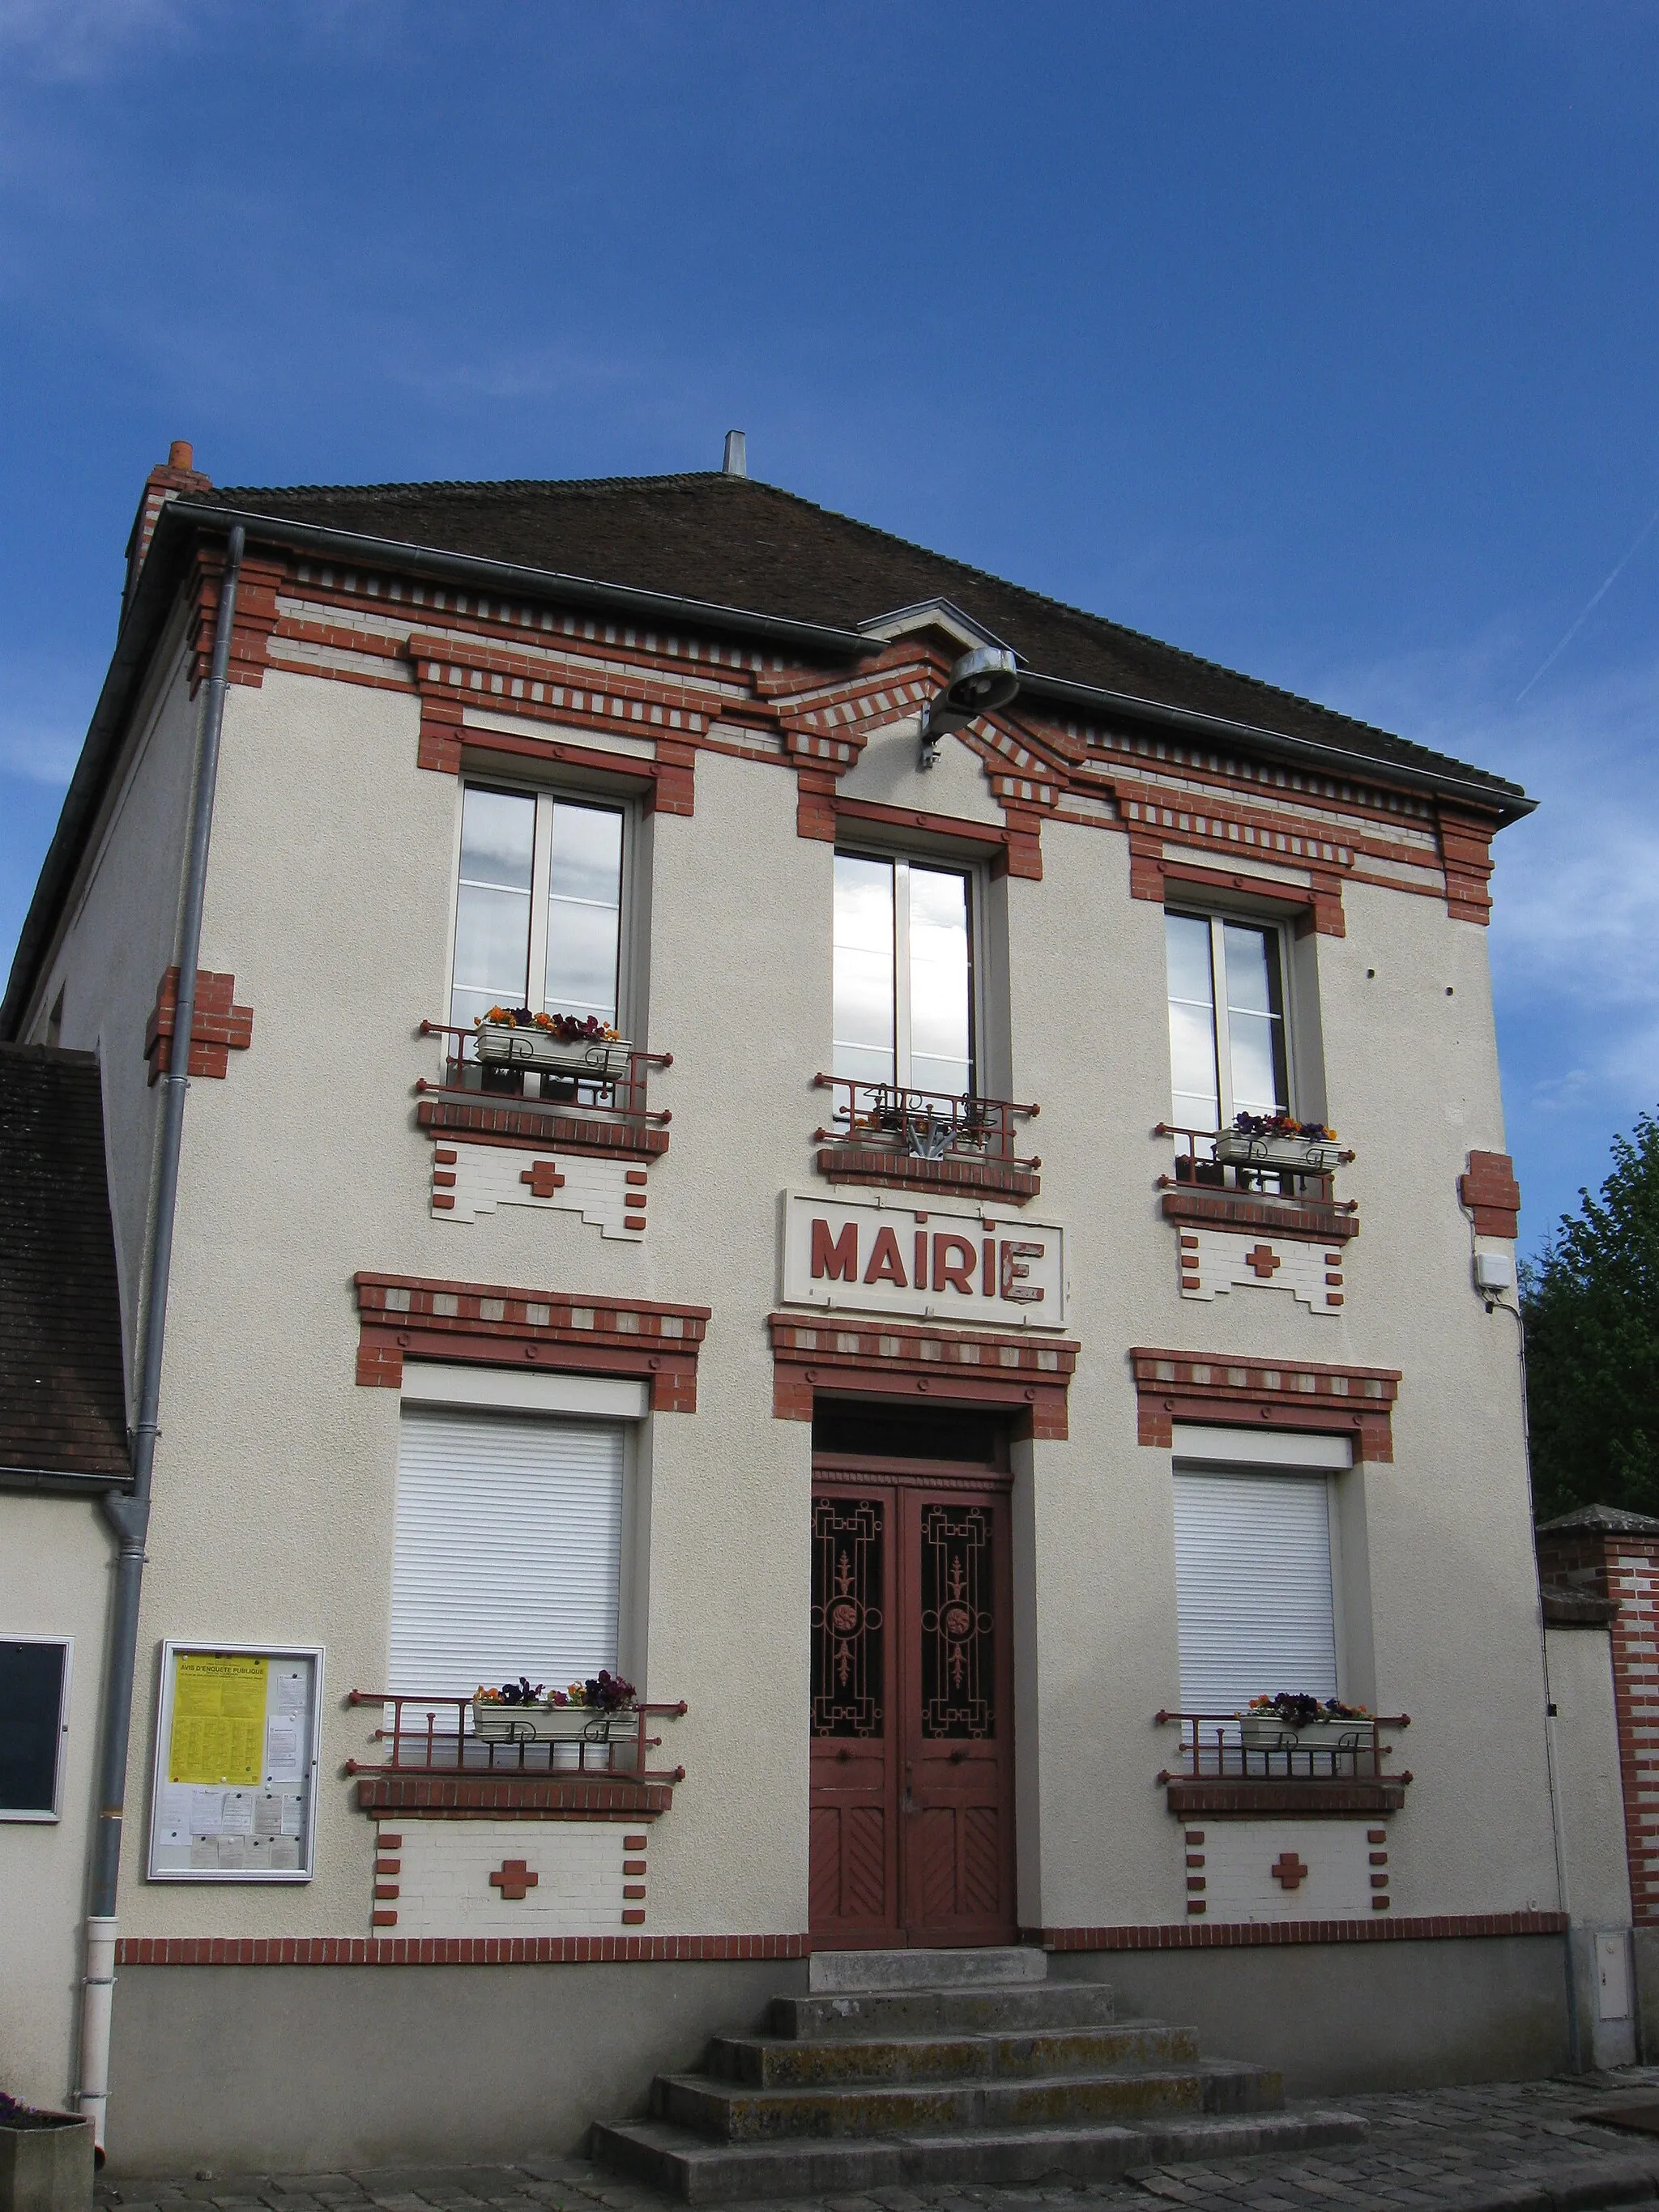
[1171,1448,1342,1716]
[450,784,626,1040]
[1164,910,1290,1131]
[388,1404,626,1694]
[833,851,975,1097]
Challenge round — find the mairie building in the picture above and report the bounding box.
[0,440,1617,2179]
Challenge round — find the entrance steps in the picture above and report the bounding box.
[592,1948,1366,2201]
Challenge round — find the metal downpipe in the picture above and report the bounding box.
[77,525,244,2152]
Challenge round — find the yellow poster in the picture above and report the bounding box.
[168,1653,268,1785]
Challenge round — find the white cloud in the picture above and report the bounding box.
[0,0,193,81]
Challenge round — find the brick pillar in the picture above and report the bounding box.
[1539,1513,1659,1925]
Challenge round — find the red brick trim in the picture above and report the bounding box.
[1460,1150,1521,1239]
[769,1313,1078,1438]
[1165,1780,1408,1816]
[816,1149,1040,1204]
[354,1274,709,1412]
[1130,1346,1400,1462]
[1126,833,1346,938]
[1439,808,1498,925]
[1160,1189,1358,1244]
[190,548,281,694]
[115,1933,811,1967]
[1030,1910,1566,1951]
[416,1097,669,1161]
[144,968,253,1082]
[355,1775,672,1818]
[833,796,1036,873]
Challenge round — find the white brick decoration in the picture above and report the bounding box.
[432,1141,644,1239]
[373,1819,638,1937]
[1176,1228,1343,1315]
[1188,1819,1382,1921]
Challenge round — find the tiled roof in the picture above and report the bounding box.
[198,471,1525,807]
[0,1046,130,1480]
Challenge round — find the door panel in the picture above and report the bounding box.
[810,1474,1016,1948]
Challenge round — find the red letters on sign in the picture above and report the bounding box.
[1000,1241,1045,1304]
[811,1220,859,1281]
[864,1227,908,1287]
[932,1234,977,1294]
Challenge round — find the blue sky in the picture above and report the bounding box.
[2,1,1656,1252]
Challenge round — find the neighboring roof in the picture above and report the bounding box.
[194,471,1529,809]
[0,1046,130,1483]
[1537,1503,1659,1536]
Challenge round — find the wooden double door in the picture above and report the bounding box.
[809,1472,1017,1947]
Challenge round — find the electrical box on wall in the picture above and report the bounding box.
[1475,1251,1516,1294]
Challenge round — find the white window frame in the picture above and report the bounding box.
[1166,906,1296,1128]
[448,778,638,1039]
[0,1633,73,1822]
[834,845,985,1096]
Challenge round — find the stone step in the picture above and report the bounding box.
[807,1945,1048,1993]
[592,2106,1367,2203]
[651,2057,1281,2142]
[772,1980,1119,2041]
[707,2019,1200,2087]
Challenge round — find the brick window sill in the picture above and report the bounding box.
[355,1774,675,1819]
[1165,1779,1408,1816]
[1161,1187,1357,1242]
[418,1096,668,1160]
[815,1148,1040,1202]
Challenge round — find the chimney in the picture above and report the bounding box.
[723,430,748,479]
[123,439,214,620]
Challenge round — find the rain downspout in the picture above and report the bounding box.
[78,524,244,2153]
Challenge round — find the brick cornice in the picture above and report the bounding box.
[769,1312,1078,1438]
[354,1273,709,1412]
[1031,1910,1566,1952]
[1160,1188,1357,1243]
[1130,1345,1401,1462]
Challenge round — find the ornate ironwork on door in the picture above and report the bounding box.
[811,1497,885,1737]
[919,1502,995,1738]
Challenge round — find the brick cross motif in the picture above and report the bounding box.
[520,1161,565,1199]
[1245,1243,1282,1279]
[1270,1851,1308,1892]
[488,1858,539,1901]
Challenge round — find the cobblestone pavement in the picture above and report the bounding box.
[100,2068,1659,2212]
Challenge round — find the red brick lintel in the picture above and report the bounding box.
[354,1273,709,1413]
[1131,1345,1400,1463]
[769,1313,1077,1438]
[1034,1910,1567,1951]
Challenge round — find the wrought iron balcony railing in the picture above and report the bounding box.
[815,1074,1038,1167]
[416,1021,672,1129]
[345,1690,688,1782]
[1157,1123,1357,1208]
[1156,1708,1410,1784]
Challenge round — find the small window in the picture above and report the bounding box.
[389,1408,625,1694]
[450,785,626,1041]
[0,1636,72,1821]
[1171,1468,1337,1715]
[833,852,974,1097]
[1165,911,1289,1131]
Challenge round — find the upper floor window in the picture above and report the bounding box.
[450,784,625,1039]
[1165,911,1288,1131]
[833,852,974,1097]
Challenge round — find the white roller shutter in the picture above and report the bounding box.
[389,1406,624,1696]
[1171,1466,1337,1715]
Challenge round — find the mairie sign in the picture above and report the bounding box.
[781,1192,1066,1326]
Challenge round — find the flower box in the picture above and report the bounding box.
[0,2109,95,2212]
[471,1698,635,1745]
[475,1023,632,1083]
[1214,1131,1344,1174]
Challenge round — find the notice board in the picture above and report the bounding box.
[147,1642,322,1881]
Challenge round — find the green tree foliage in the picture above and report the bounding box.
[1522,1111,1659,1521]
